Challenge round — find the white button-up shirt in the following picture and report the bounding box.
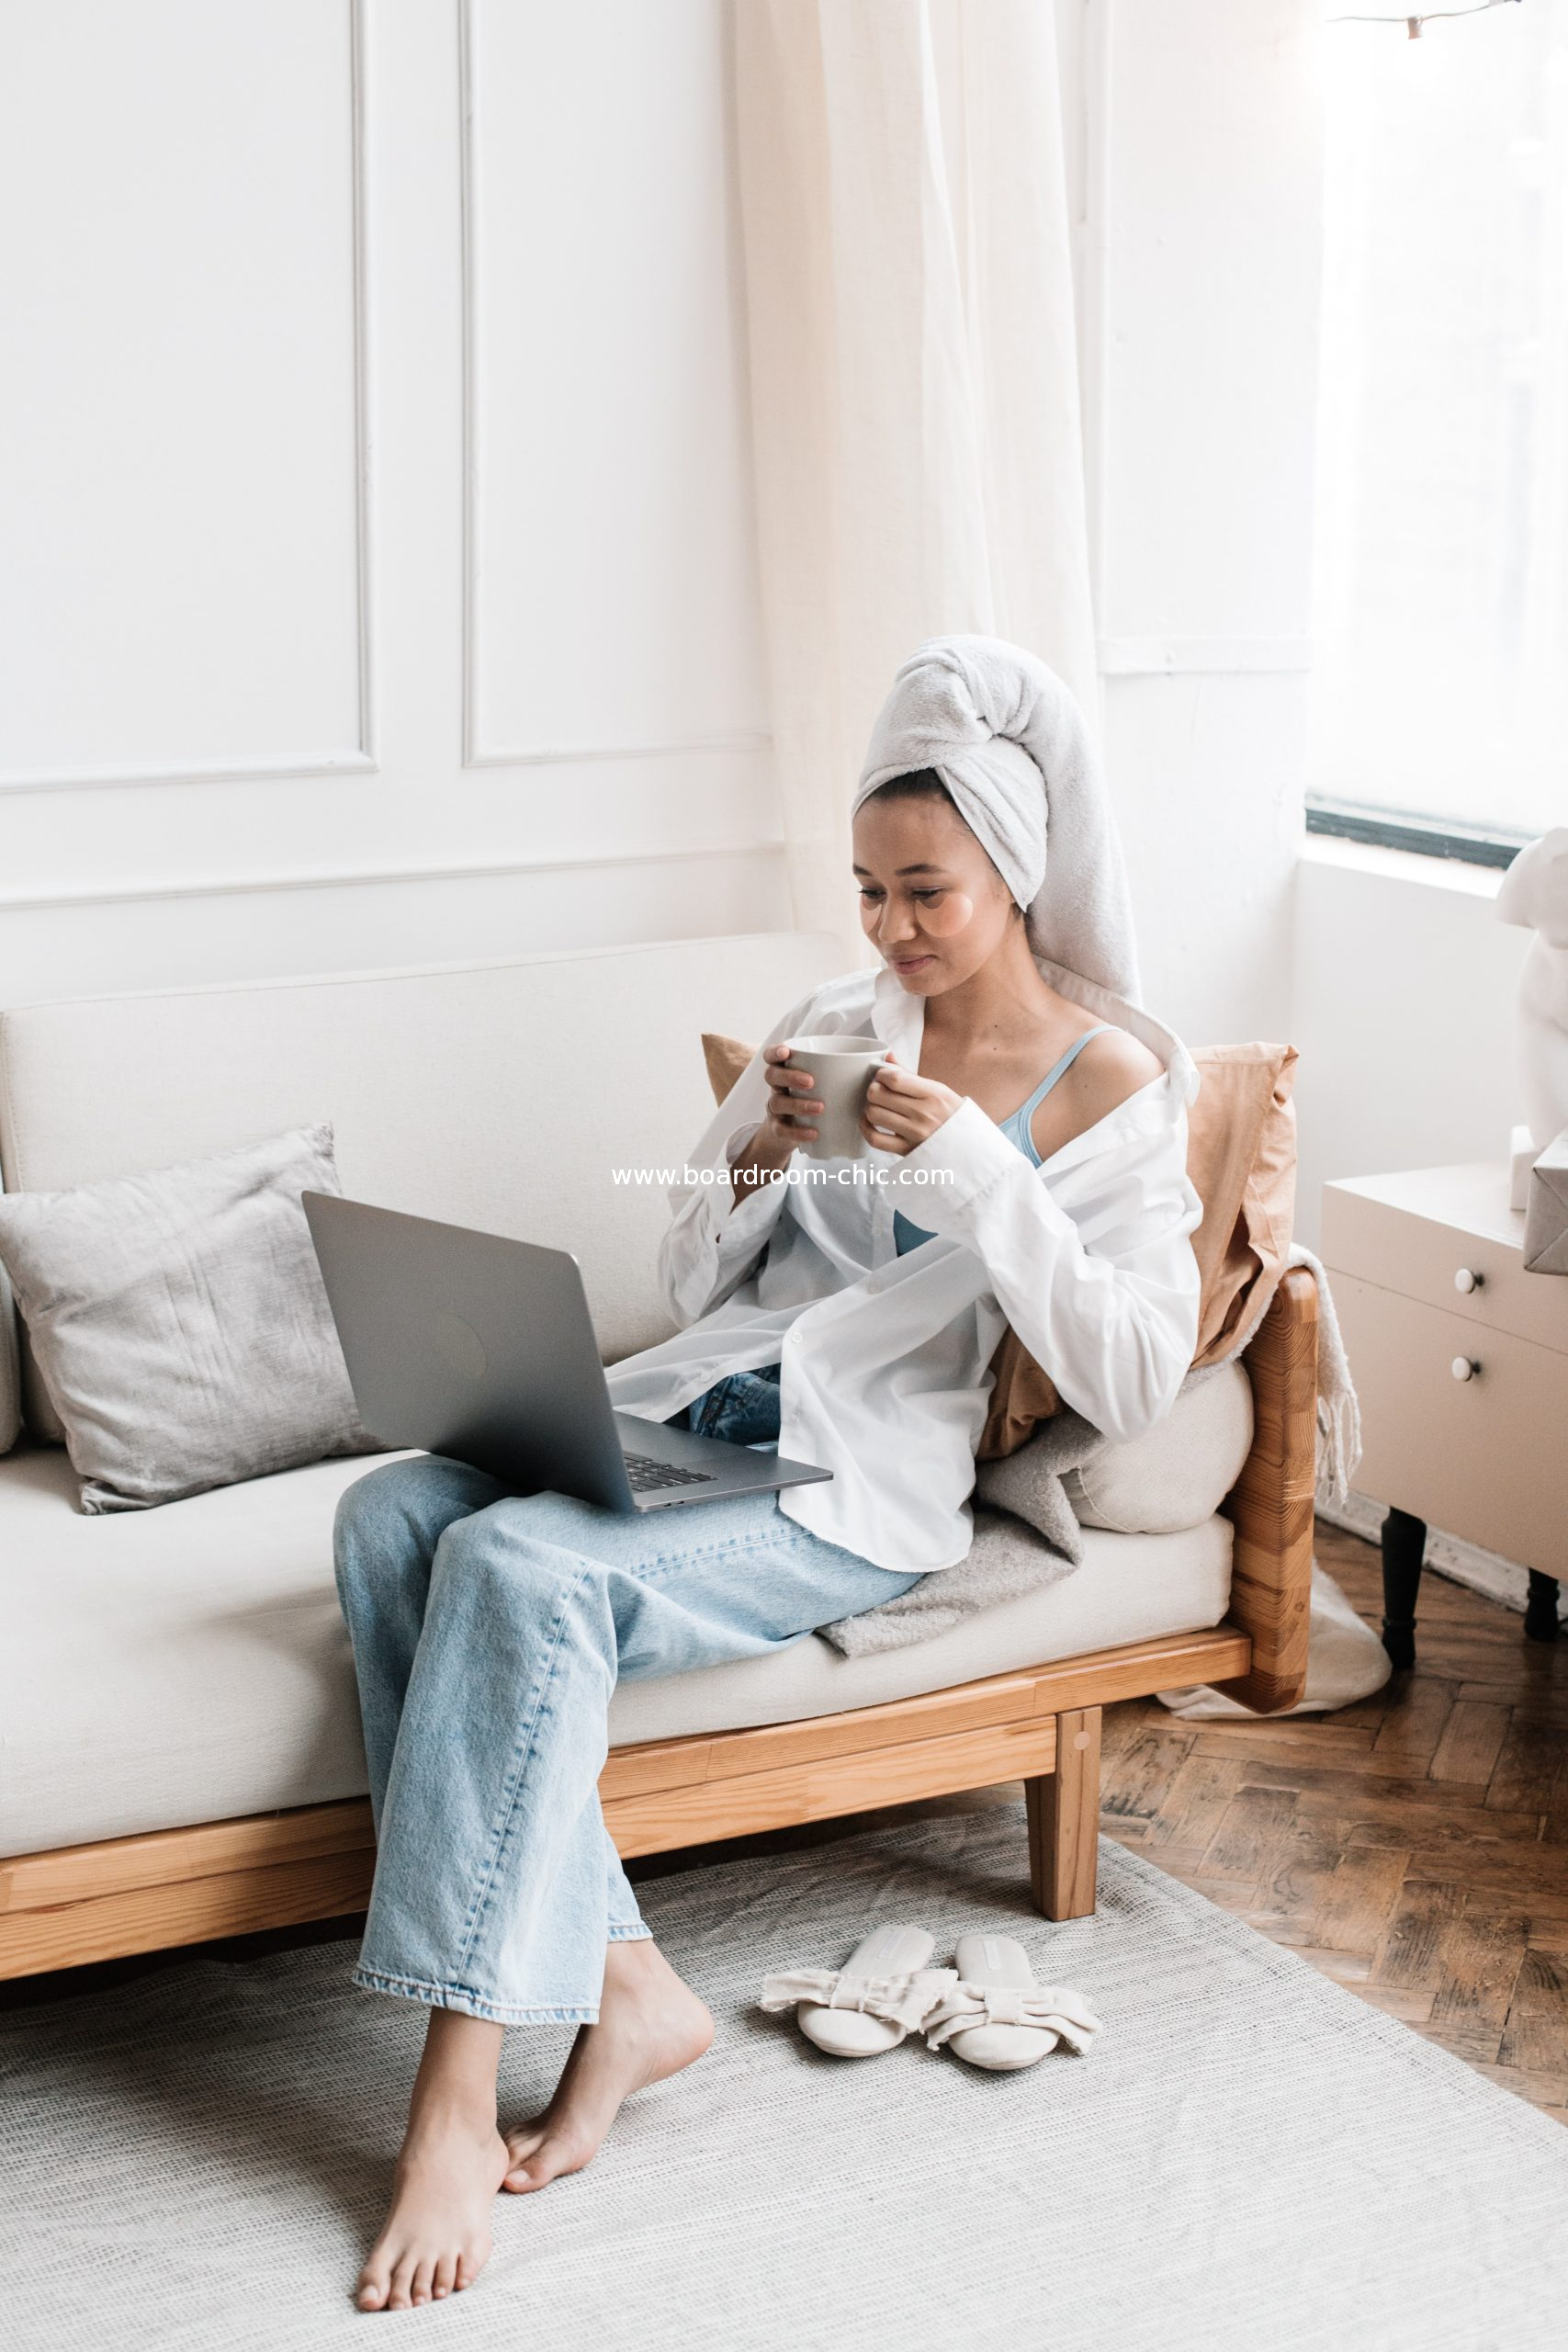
[604,957,1204,1575]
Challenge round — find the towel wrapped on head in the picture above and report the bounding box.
[852,634,1142,1006]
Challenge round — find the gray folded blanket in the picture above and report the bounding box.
[818,1243,1358,1657]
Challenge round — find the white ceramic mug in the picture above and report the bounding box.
[781,1034,890,1161]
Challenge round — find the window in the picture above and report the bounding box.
[1307,0,1568,858]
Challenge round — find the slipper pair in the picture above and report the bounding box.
[759,1922,1103,2073]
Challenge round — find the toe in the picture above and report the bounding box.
[355,2257,391,2312]
[387,2254,419,2312]
[522,2131,588,2188]
[433,2254,457,2301]
[411,2257,437,2308]
[517,2143,558,2188]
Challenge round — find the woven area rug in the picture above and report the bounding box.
[6,1808,1568,2352]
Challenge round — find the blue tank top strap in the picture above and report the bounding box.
[999,1023,1118,1161]
[892,1023,1119,1250]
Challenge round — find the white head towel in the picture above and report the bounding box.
[852,634,1141,1005]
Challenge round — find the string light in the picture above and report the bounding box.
[1329,0,1522,35]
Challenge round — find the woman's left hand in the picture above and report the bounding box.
[862,1057,964,1155]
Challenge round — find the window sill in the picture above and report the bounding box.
[1296,829,1504,904]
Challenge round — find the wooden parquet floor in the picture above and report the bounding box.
[1095,1520,1568,2122]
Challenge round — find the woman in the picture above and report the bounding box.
[333,635,1204,2312]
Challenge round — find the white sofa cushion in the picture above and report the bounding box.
[0,1442,1232,1858]
[1063,1359,1255,1535]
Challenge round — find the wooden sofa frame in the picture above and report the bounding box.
[0,1269,1318,1981]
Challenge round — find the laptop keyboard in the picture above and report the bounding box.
[622,1451,715,1492]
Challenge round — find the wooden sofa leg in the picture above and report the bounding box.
[1025,1706,1101,1919]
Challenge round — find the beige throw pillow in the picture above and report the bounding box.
[699,1029,1298,1459]
[0,1121,382,1513]
[1062,1358,1255,1532]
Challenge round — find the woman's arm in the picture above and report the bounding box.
[869,1066,1202,1444]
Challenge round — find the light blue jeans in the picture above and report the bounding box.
[333,1431,920,2026]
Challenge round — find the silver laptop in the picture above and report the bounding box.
[302,1193,831,1514]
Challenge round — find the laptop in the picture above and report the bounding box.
[301,1193,831,1514]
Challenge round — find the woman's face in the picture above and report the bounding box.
[852,792,1019,995]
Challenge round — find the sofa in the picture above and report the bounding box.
[0,932,1316,1979]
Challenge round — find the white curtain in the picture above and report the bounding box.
[733,0,1097,943]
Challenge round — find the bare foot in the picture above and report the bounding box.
[356,2011,509,2312]
[502,1938,713,2194]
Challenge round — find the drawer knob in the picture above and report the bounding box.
[1454,1267,1484,1294]
[1451,1355,1480,1382]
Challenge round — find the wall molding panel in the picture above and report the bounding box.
[463,732,773,773]
[1078,0,1114,626]
[0,749,378,802]
[347,0,377,775]
[0,0,376,797]
[0,837,785,920]
[457,0,772,773]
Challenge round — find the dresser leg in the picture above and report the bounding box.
[1381,1507,1427,1669]
[1525,1571,1562,1645]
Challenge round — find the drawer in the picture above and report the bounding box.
[1330,1272,1568,1575]
[1323,1182,1568,1357]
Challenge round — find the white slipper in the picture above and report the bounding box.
[759,1924,956,2058]
[920,1933,1104,2073]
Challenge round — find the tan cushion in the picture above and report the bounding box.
[701,1030,1297,1456]
[0,1440,1232,1857]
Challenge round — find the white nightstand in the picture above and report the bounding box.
[1321,1161,1568,1667]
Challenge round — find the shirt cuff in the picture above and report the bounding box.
[882,1094,1032,1231]
[705,1120,788,1256]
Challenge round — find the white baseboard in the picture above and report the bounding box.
[1314,1484,1562,1623]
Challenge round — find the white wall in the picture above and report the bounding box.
[0,0,785,1007]
[1079,0,1323,1048]
[2,0,1336,1090]
[1066,4,1540,1261]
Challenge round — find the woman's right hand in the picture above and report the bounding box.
[766,1053,827,1152]
[729,1045,823,1204]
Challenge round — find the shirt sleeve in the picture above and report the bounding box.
[657,988,819,1329]
[882,1091,1204,1443]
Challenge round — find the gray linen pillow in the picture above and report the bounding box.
[0,1122,382,1513]
[20,1320,67,1444]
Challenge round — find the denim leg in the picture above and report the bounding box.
[335,1454,646,2004]
[352,1502,643,2023]
[350,1483,920,2024]
[333,1454,505,1835]
[682,1363,783,1446]
[604,1836,649,1944]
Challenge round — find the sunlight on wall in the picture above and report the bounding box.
[1308,0,1568,837]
